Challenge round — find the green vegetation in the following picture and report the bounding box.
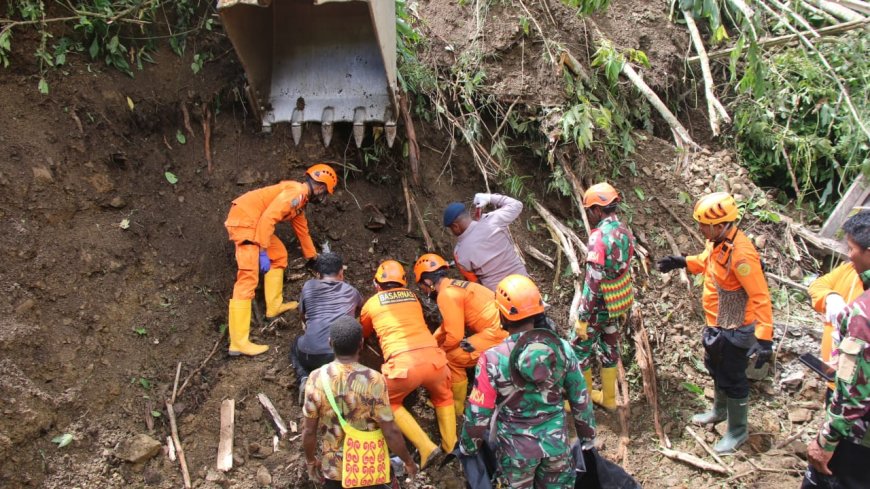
[0,1,213,92]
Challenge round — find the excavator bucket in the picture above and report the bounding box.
[218,0,398,147]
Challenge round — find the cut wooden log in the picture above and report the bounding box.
[258,393,289,438]
[526,245,555,269]
[659,447,730,474]
[777,213,849,258]
[216,399,235,472]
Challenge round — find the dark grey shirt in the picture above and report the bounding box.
[297,279,364,355]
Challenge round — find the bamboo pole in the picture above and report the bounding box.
[682,11,731,136]
[811,0,866,20]
[688,18,869,62]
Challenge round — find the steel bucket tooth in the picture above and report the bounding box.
[384,108,397,148]
[353,107,366,148]
[291,108,304,146]
[321,107,335,147]
[218,0,398,145]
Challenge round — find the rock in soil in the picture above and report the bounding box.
[788,407,813,424]
[114,434,162,463]
[256,465,272,487]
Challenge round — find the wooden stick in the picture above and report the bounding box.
[620,61,698,150]
[408,191,434,251]
[616,354,630,466]
[654,196,705,246]
[145,400,155,432]
[526,245,555,269]
[258,393,289,438]
[532,201,583,325]
[166,402,192,488]
[166,435,176,462]
[559,50,591,83]
[765,272,809,293]
[689,18,869,62]
[216,399,235,472]
[559,157,592,238]
[683,10,731,136]
[775,426,809,449]
[398,94,421,187]
[401,176,413,235]
[181,102,195,139]
[171,362,182,406]
[685,426,731,472]
[659,447,730,474]
[201,103,213,174]
[632,311,670,448]
[177,336,222,399]
[661,228,692,292]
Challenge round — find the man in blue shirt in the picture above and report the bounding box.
[291,252,364,403]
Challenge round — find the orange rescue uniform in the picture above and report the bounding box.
[432,279,507,381]
[224,181,317,300]
[808,262,864,362]
[360,288,453,409]
[686,226,773,340]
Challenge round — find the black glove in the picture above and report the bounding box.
[306,257,318,272]
[656,255,687,273]
[746,339,773,368]
[459,338,476,353]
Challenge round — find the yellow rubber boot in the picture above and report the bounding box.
[435,404,457,453]
[228,299,269,356]
[599,366,618,411]
[264,269,298,318]
[393,407,441,468]
[451,380,468,415]
[583,368,603,405]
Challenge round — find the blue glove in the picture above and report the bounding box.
[746,339,773,368]
[259,250,271,273]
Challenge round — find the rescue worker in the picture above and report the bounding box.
[656,192,774,453]
[223,163,337,356]
[443,193,528,291]
[808,258,863,403]
[359,260,455,468]
[460,274,596,488]
[804,211,870,489]
[412,253,508,414]
[570,182,635,412]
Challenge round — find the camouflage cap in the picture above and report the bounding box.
[509,328,566,389]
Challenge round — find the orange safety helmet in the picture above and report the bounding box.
[413,253,449,283]
[495,274,545,321]
[693,192,739,225]
[374,260,407,287]
[305,164,338,194]
[583,182,620,208]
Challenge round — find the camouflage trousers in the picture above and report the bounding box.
[574,313,624,370]
[497,450,575,489]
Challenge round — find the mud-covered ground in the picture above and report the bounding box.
[1,1,828,488]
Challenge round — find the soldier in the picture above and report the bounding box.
[804,211,870,489]
[569,182,635,411]
[657,192,774,453]
[412,253,508,413]
[460,275,595,489]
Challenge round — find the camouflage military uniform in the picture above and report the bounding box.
[803,274,870,488]
[459,331,596,488]
[569,215,635,370]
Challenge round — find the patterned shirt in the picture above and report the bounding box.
[577,215,635,322]
[302,361,394,481]
[459,332,595,457]
[818,274,870,452]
